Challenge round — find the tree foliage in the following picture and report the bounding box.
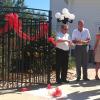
[0,0,26,7]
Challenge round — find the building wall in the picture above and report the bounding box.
[50,0,100,48]
[50,0,69,32]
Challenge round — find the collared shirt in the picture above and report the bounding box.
[56,31,71,51]
[72,28,91,45]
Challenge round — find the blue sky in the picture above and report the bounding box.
[25,0,50,10]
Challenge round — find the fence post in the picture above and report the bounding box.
[47,10,52,84]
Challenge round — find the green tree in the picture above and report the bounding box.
[0,0,26,7]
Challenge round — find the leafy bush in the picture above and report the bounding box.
[68,56,76,69]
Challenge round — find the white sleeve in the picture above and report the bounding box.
[56,32,61,40]
[87,29,91,40]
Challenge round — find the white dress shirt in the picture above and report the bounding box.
[56,32,71,51]
[72,28,91,45]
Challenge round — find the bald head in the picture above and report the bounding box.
[78,20,84,25]
[78,20,84,32]
[61,24,69,33]
[61,24,68,29]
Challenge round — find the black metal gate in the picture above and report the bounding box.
[0,7,53,89]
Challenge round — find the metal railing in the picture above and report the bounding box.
[0,6,53,90]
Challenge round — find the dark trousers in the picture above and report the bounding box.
[56,48,69,82]
[75,45,88,79]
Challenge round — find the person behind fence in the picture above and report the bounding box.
[72,20,91,81]
[94,29,100,80]
[55,24,72,84]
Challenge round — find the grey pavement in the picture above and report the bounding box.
[0,68,100,100]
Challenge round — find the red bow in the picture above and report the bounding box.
[47,84,52,89]
[0,13,48,42]
[48,37,56,46]
[19,87,29,92]
[52,87,62,97]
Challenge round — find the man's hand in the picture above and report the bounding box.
[56,39,70,43]
[72,39,90,45]
[72,40,82,44]
[81,40,90,45]
[67,41,75,47]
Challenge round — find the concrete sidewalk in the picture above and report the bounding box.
[0,68,100,100]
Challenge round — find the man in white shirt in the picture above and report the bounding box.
[56,24,71,84]
[72,20,91,81]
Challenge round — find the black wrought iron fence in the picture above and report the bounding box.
[0,7,53,90]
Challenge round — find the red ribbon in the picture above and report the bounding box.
[48,37,56,46]
[52,87,62,97]
[19,87,29,92]
[47,84,52,89]
[0,13,48,41]
[0,13,56,46]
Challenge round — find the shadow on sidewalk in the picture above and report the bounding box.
[57,89,100,100]
[69,79,100,88]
